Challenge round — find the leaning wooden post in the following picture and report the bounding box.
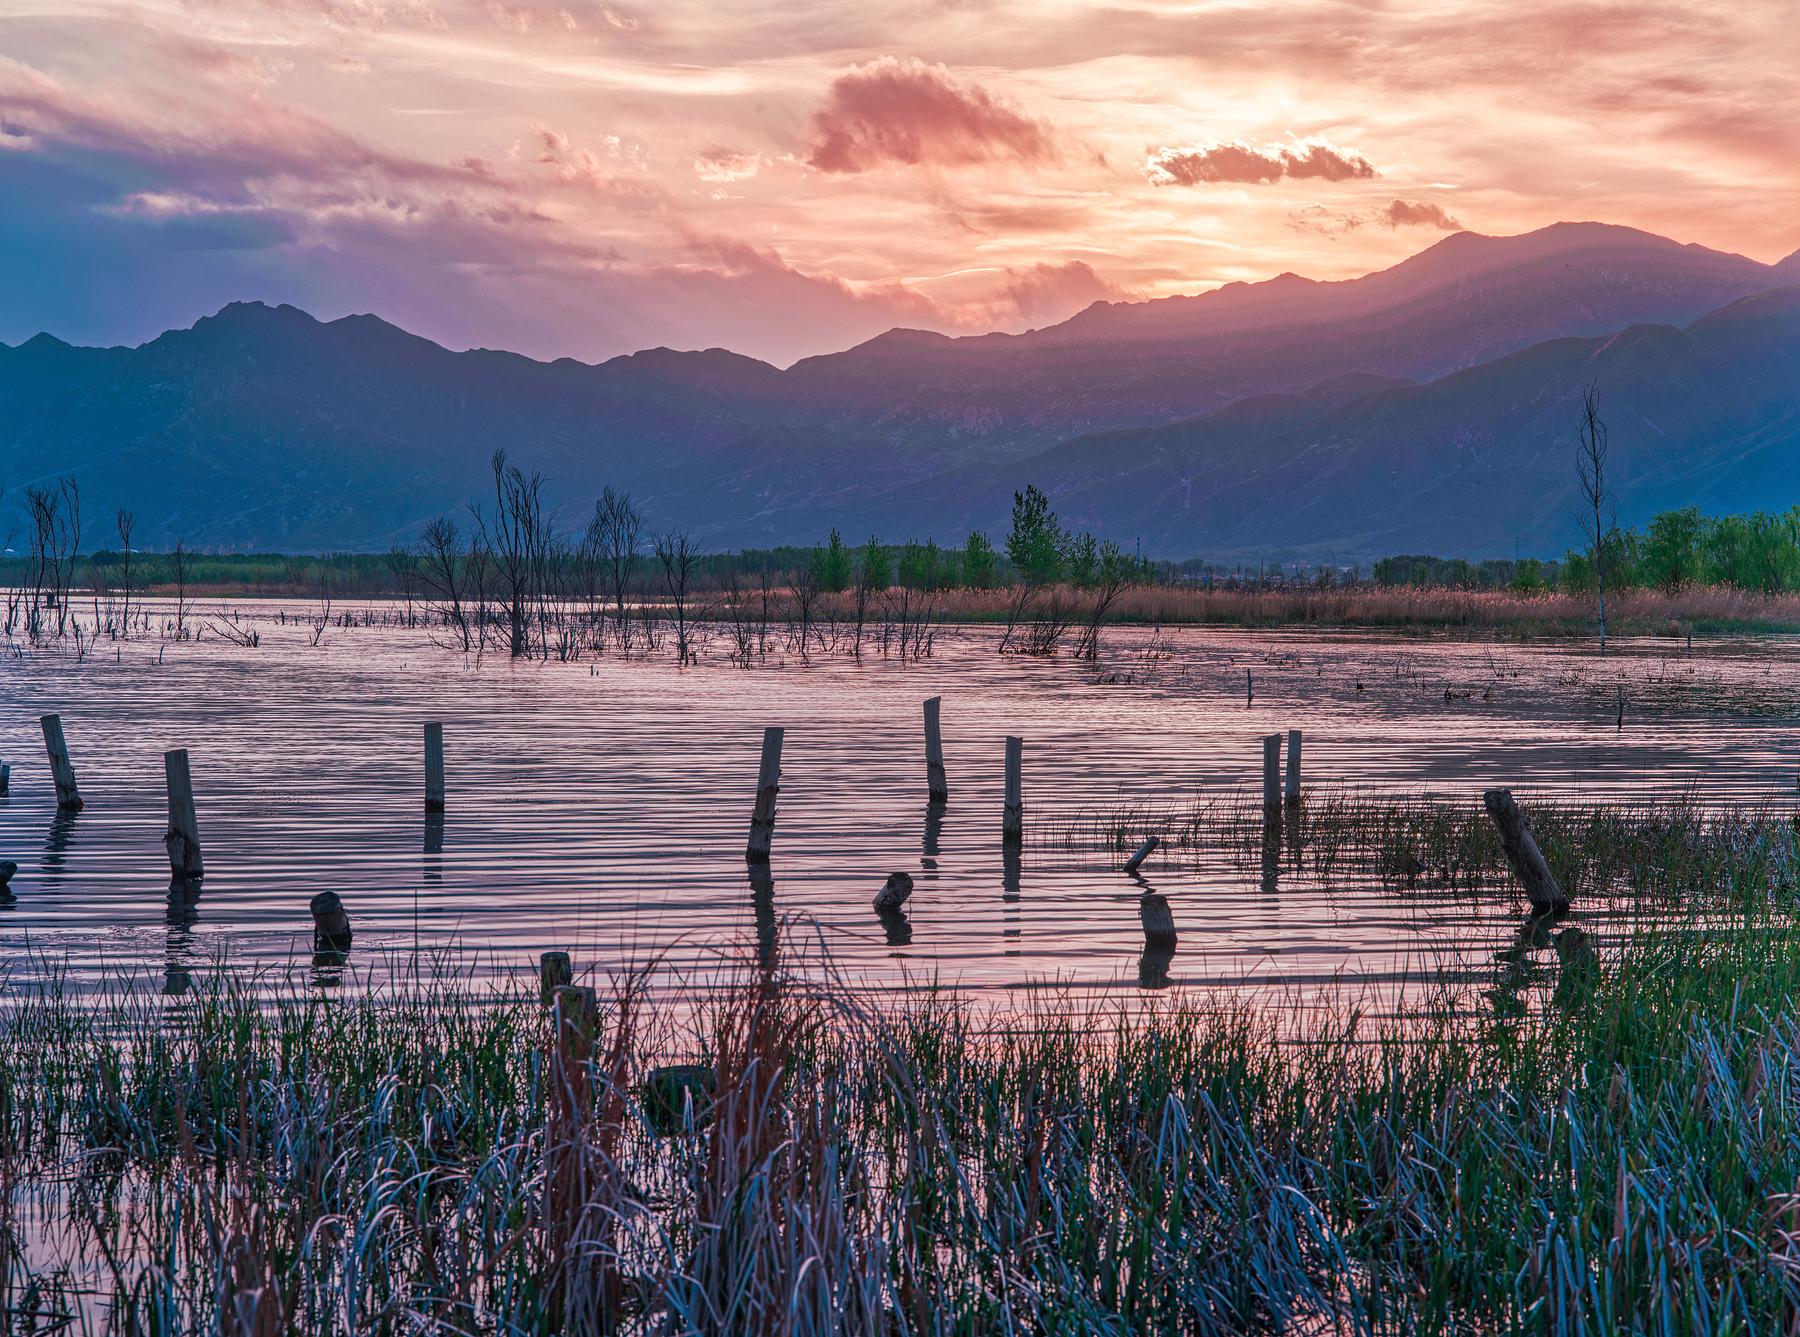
[424,722,446,811]
[1482,789,1568,912]
[1284,728,1302,804]
[539,950,572,1006]
[163,749,204,880]
[1002,736,1023,845]
[1124,835,1159,875]
[40,715,82,811]
[923,697,948,805]
[746,726,783,862]
[1262,734,1282,821]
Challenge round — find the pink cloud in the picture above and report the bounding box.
[806,57,1054,174]
[1147,139,1376,186]
[1383,198,1463,230]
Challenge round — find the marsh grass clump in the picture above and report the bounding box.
[1047,786,1800,908]
[10,924,1800,1332]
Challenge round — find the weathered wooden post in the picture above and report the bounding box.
[1002,736,1023,845]
[0,761,10,796]
[1246,669,1254,706]
[1140,892,1176,944]
[1615,686,1624,732]
[539,950,572,1006]
[163,749,204,880]
[1284,728,1302,803]
[40,715,82,811]
[310,890,353,950]
[1124,835,1159,875]
[424,722,446,811]
[1262,733,1282,820]
[746,726,784,862]
[1481,788,1568,911]
[923,697,948,805]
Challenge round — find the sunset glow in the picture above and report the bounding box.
[2,0,1796,363]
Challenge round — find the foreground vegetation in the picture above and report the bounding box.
[7,868,1800,1333]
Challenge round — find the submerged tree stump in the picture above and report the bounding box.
[539,950,572,1006]
[1482,789,1568,911]
[874,871,914,911]
[310,890,353,951]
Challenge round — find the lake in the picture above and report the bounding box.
[3,600,1795,1009]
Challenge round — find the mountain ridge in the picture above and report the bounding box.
[3,222,1797,559]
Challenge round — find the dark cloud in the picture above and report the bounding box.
[806,57,1055,173]
[1147,139,1376,186]
[1382,198,1463,229]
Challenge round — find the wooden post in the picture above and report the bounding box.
[40,715,82,811]
[1002,736,1023,845]
[1139,892,1176,944]
[310,890,352,950]
[553,985,599,1062]
[1246,669,1253,706]
[1615,686,1623,732]
[1284,728,1302,803]
[424,722,445,811]
[745,726,783,861]
[1262,734,1282,818]
[163,749,204,880]
[923,697,948,804]
[1124,835,1159,875]
[0,761,9,796]
[539,950,572,1006]
[1482,789,1568,911]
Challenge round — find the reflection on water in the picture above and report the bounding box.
[2,603,1798,1011]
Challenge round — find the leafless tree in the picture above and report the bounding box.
[1576,383,1613,654]
[385,545,420,627]
[115,509,136,637]
[471,450,547,659]
[596,486,644,649]
[654,529,700,665]
[169,541,192,640]
[418,517,474,652]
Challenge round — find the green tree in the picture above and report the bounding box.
[1640,507,1708,590]
[1064,532,1099,588]
[856,534,889,592]
[897,539,940,591]
[813,528,851,593]
[962,531,997,589]
[1006,484,1064,586]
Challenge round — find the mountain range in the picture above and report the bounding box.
[3,220,1798,560]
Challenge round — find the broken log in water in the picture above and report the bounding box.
[163,748,204,880]
[39,715,81,811]
[310,890,353,951]
[874,871,914,911]
[1124,836,1159,875]
[746,726,784,862]
[1481,788,1568,911]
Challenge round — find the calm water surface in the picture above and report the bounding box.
[3,602,1797,1010]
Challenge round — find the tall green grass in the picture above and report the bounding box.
[6,917,1800,1333]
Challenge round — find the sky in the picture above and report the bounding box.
[1,0,1796,366]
